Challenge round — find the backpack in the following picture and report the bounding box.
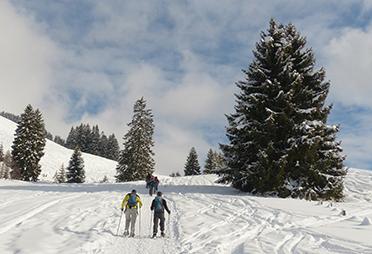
[127,194,137,208]
[154,197,164,212]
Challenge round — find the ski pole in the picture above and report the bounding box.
[116,210,123,236]
[149,211,153,236]
[139,208,142,237]
[168,213,170,234]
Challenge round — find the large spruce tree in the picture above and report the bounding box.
[116,98,155,182]
[219,20,346,200]
[184,147,201,176]
[66,147,85,183]
[11,105,46,181]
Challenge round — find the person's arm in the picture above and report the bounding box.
[121,194,129,210]
[150,200,155,211]
[163,199,171,214]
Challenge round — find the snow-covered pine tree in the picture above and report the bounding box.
[204,149,217,174]
[0,163,10,179]
[66,147,85,183]
[90,125,100,155]
[116,97,155,182]
[54,164,67,183]
[100,175,109,183]
[106,134,120,161]
[98,132,108,158]
[53,136,66,146]
[0,144,4,162]
[184,147,201,176]
[11,105,46,182]
[3,151,13,169]
[219,19,345,200]
[65,127,77,149]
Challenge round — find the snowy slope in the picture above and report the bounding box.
[0,116,117,182]
[1,169,372,253]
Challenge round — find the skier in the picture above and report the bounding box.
[121,189,143,237]
[151,191,170,238]
[146,174,160,196]
[154,176,160,192]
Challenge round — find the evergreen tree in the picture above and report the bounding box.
[169,172,181,177]
[11,105,46,182]
[204,149,217,174]
[0,163,10,179]
[3,151,13,168]
[98,132,108,158]
[65,127,77,149]
[116,97,155,182]
[184,147,201,176]
[100,175,109,183]
[106,134,120,161]
[219,20,345,200]
[90,125,100,155]
[46,131,53,140]
[54,136,66,146]
[213,151,226,172]
[54,164,66,183]
[0,144,4,162]
[66,147,85,183]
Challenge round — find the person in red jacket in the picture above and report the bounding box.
[150,191,170,238]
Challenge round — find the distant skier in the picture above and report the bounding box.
[146,174,160,196]
[151,191,171,238]
[121,189,143,237]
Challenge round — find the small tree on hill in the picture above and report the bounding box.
[67,147,85,183]
[54,164,67,183]
[184,147,201,176]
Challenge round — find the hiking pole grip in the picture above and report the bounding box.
[116,210,123,236]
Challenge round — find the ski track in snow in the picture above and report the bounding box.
[1,170,372,253]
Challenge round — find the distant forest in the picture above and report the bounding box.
[0,111,119,161]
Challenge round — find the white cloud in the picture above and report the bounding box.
[326,25,372,108]
[0,0,58,114]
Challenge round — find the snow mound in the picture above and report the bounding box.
[361,217,371,226]
[0,116,117,182]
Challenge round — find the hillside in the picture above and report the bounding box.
[1,170,372,253]
[0,116,117,182]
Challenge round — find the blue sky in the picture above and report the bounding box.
[2,0,372,173]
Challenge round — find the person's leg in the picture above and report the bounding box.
[159,213,165,234]
[124,210,130,234]
[130,209,138,236]
[153,213,160,235]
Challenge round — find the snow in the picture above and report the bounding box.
[1,170,372,253]
[360,217,371,226]
[2,115,372,253]
[0,116,117,182]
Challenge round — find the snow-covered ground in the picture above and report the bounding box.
[1,170,372,254]
[0,116,117,182]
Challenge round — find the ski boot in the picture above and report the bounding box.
[161,232,165,237]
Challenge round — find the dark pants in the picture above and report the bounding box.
[153,212,165,234]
